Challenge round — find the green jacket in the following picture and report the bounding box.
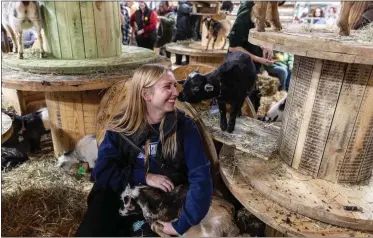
[155,11,176,47]
[265,50,294,71]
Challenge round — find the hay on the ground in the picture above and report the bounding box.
[1,134,93,237]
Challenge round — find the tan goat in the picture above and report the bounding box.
[2,1,45,59]
[202,16,232,50]
[338,1,373,36]
[252,1,282,32]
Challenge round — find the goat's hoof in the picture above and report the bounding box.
[227,126,234,133]
[220,122,227,131]
[40,52,46,58]
[18,53,24,59]
[256,27,265,32]
[339,30,350,36]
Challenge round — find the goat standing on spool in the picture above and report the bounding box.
[252,1,282,32]
[178,51,257,133]
[2,1,45,59]
[202,16,231,50]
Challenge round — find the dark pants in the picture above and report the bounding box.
[172,33,190,65]
[267,66,292,91]
[75,185,157,237]
[136,36,156,50]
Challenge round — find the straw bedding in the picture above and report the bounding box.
[1,133,93,237]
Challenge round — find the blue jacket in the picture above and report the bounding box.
[92,111,213,235]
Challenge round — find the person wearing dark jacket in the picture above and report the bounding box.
[228,1,274,73]
[172,1,193,65]
[156,1,176,58]
[75,65,213,237]
[130,1,158,50]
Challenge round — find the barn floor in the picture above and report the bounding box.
[1,132,266,237]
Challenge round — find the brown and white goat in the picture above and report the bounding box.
[2,1,45,59]
[119,184,239,237]
[202,16,232,50]
[252,1,282,32]
[338,1,373,36]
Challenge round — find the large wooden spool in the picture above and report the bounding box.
[250,30,373,184]
[223,29,373,232]
[2,1,171,157]
[41,2,121,59]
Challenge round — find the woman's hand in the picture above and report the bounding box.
[137,29,144,35]
[261,47,273,60]
[158,221,180,236]
[145,173,174,192]
[257,57,275,66]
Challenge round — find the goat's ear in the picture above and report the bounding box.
[178,79,186,86]
[204,84,214,92]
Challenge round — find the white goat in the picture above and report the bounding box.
[2,1,45,59]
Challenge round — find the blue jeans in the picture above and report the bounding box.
[267,66,291,91]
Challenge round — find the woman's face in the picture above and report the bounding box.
[146,72,179,114]
[139,2,146,10]
[315,8,321,17]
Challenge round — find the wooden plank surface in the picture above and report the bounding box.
[166,41,227,57]
[248,30,373,64]
[65,2,85,59]
[93,2,110,58]
[220,145,373,231]
[339,67,373,182]
[55,2,73,59]
[79,2,98,58]
[42,2,62,58]
[320,64,372,182]
[219,147,373,237]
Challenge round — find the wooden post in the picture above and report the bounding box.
[41,1,121,59]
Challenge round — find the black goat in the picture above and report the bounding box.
[2,108,50,153]
[1,147,29,170]
[178,51,257,133]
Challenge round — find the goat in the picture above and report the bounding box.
[252,1,282,32]
[264,93,287,122]
[338,2,373,36]
[178,51,257,133]
[2,107,49,153]
[202,16,232,50]
[119,184,239,237]
[56,135,98,171]
[2,1,45,59]
[1,147,29,171]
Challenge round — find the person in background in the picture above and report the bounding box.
[120,1,131,45]
[326,7,337,26]
[172,1,193,65]
[221,1,234,13]
[228,1,274,74]
[156,1,176,58]
[23,29,36,48]
[130,1,158,50]
[312,7,326,24]
[263,51,294,91]
[190,14,201,41]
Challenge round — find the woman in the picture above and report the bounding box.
[312,7,326,24]
[75,64,213,237]
[130,1,158,50]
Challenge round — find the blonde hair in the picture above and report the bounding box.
[107,64,178,159]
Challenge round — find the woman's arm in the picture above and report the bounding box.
[229,46,273,66]
[171,118,213,235]
[92,131,132,192]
